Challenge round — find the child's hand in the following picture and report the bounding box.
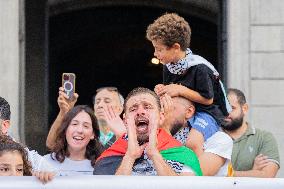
[154,84,165,96]
[33,171,55,184]
[158,84,184,97]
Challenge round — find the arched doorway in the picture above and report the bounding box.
[48,2,220,124]
[24,0,223,153]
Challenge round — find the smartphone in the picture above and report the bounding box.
[62,73,76,99]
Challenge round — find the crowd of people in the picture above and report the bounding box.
[0,12,280,183]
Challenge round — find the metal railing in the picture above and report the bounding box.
[0,176,284,189]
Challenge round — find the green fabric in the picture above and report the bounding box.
[232,124,280,171]
[99,131,114,146]
[160,146,203,176]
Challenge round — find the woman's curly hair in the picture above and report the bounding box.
[0,135,32,176]
[146,13,191,51]
[51,105,103,167]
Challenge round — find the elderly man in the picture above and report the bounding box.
[93,87,202,176]
[223,88,280,177]
[46,86,125,150]
[93,87,125,148]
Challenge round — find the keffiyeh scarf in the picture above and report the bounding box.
[166,48,232,113]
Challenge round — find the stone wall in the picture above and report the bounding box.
[1,0,283,177]
[228,0,284,177]
[0,0,23,141]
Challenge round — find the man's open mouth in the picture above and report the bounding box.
[135,117,149,133]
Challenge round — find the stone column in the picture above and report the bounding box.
[227,0,284,177]
[0,0,24,141]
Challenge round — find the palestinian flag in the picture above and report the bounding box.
[93,129,202,176]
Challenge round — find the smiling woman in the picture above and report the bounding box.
[43,105,103,176]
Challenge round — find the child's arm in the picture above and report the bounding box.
[154,84,165,95]
[156,84,213,105]
[46,87,78,150]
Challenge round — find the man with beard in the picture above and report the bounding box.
[223,88,279,177]
[161,95,233,176]
[93,87,202,176]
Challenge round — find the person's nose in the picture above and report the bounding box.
[76,124,84,133]
[10,169,17,176]
[154,50,158,58]
[96,101,106,110]
[136,105,146,116]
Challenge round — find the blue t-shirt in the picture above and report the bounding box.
[188,112,219,141]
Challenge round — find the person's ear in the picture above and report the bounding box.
[90,133,95,140]
[122,113,127,124]
[185,105,195,120]
[1,120,10,135]
[172,43,181,51]
[118,105,123,115]
[242,103,249,115]
[159,112,165,127]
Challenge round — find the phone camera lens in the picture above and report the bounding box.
[64,75,69,80]
[64,82,72,90]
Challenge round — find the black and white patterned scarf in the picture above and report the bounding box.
[166,48,219,76]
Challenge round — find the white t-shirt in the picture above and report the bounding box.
[9,135,55,172]
[43,153,94,176]
[203,131,233,176]
[26,148,56,172]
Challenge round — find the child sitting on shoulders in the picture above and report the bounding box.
[146,13,231,157]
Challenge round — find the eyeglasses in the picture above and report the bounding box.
[96,87,118,93]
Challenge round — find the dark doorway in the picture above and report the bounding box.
[24,0,221,154]
[48,6,218,125]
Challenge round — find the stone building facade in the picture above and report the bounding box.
[0,0,283,176]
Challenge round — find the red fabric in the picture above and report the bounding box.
[96,128,182,162]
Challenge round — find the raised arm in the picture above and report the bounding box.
[46,87,78,149]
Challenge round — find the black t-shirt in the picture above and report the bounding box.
[163,64,228,125]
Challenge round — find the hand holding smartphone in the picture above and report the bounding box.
[62,73,76,99]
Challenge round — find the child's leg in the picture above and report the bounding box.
[185,112,219,157]
[186,128,205,157]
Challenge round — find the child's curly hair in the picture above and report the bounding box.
[146,13,191,51]
[0,135,33,176]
